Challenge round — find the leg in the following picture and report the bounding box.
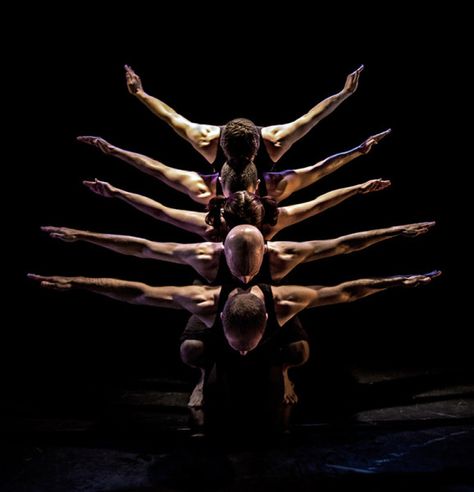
[281,340,310,405]
[180,339,207,408]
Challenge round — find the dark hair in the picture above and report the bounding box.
[206,191,279,240]
[222,292,267,339]
[220,161,258,194]
[220,118,260,167]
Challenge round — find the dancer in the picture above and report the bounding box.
[28,270,441,427]
[82,179,391,241]
[41,222,435,285]
[77,129,390,204]
[124,65,364,169]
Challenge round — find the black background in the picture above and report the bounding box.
[6,17,457,413]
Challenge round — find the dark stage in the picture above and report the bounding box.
[5,22,467,491]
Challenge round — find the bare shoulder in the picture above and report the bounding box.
[189,123,221,147]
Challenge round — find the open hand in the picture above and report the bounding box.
[401,221,436,237]
[125,64,143,95]
[27,273,76,290]
[343,65,364,95]
[402,270,442,287]
[83,178,116,198]
[359,129,391,154]
[41,226,82,242]
[77,136,114,154]
[360,178,391,194]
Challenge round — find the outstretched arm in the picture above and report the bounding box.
[273,270,441,325]
[125,65,220,163]
[264,129,391,202]
[27,274,219,316]
[269,178,391,238]
[77,136,217,205]
[261,66,364,162]
[270,222,435,279]
[83,179,210,239]
[41,226,221,282]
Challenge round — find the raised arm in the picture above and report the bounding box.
[269,222,435,280]
[125,65,220,163]
[264,129,391,202]
[83,179,210,239]
[268,178,391,238]
[272,270,441,325]
[77,136,217,205]
[261,66,364,162]
[27,274,219,321]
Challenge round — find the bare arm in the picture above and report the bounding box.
[269,178,391,238]
[261,66,364,162]
[269,222,435,280]
[83,179,210,239]
[78,136,217,204]
[272,270,441,325]
[125,65,220,163]
[264,129,391,202]
[27,274,220,320]
[41,226,221,282]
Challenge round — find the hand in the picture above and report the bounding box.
[41,226,82,242]
[401,270,442,287]
[27,273,76,290]
[83,178,116,198]
[343,65,364,95]
[125,64,143,95]
[400,221,436,237]
[77,136,114,155]
[359,129,391,154]
[360,178,391,194]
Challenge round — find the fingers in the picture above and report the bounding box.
[369,178,391,191]
[372,128,392,142]
[426,270,442,278]
[27,273,48,281]
[40,226,59,232]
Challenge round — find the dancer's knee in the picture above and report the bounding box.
[180,339,206,367]
[283,340,310,367]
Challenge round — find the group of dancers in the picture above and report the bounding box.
[29,65,440,432]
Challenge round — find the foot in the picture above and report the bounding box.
[188,371,204,408]
[188,370,205,428]
[283,371,298,405]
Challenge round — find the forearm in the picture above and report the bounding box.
[272,146,364,201]
[339,276,410,301]
[304,90,349,126]
[135,90,180,124]
[302,145,364,183]
[67,277,152,304]
[331,226,405,255]
[307,275,406,307]
[116,189,207,237]
[75,230,169,259]
[278,184,360,230]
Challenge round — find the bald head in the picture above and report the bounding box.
[224,225,265,284]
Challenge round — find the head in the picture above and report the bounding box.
[221,291,268,355]
[220,118,260,166]
[205,191,279,241]
[224,225,265,284]
[219,161,259,196]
